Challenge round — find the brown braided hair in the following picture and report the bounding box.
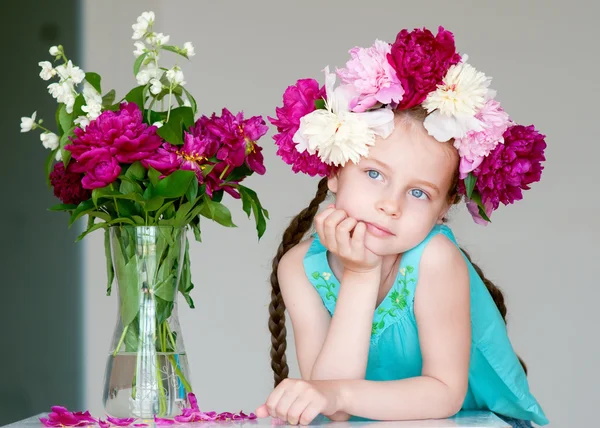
[268,177,330,387]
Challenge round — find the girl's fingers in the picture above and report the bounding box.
[336,217,357,257]
[350,221,367,256]
[322,210,347,253]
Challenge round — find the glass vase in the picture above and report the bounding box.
[102,225,193,419]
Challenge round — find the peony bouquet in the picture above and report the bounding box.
[20,11,269,306]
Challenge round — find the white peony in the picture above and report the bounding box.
[293,67,394,166]
[422,61,492,142]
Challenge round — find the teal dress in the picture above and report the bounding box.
[303,224,548,426]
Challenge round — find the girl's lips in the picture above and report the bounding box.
[365,222,394,237]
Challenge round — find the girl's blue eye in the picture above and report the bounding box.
[367,170,381,180]
[410,189,428,200]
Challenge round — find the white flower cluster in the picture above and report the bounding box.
[131,11,195,101]
[38,45,85,115]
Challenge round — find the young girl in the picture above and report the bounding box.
[256,27,549,427]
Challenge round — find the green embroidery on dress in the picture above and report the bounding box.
[312,271,337,302]
[371,265,415,335]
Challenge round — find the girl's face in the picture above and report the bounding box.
[328,118,459,256]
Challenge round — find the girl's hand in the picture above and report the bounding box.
[255,378,347,425]
[314,205,382,274]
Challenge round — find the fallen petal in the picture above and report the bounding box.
[187,392,199,411]
[106,416,136,426]
[98,419,110,428]
[153,416,176,425]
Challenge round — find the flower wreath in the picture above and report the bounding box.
[268,26,546,224]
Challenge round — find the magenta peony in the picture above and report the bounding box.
[72,148,121,190]
[387,26,461,110]
[336,39,405,112]
[268,78,332,177]
[200,108,268,175]
[471,124,546,210]
[49,161,91,205]
[66,102,163,164]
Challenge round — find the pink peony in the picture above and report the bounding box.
[387,26,461,110]
[200,108,268,175]
[66,102,163,164]
[455,99,511,178]
[336,40,405,112]
[471,124,546,210]
[72,148,121,189]
[140,142,180,176]
[49,161,91,205]
[268,78,332,177]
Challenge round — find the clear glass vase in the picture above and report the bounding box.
[102,226,193,419]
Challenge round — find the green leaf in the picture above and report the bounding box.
[156,106,194,145]
[102,89,116,108]
[224,164,253,183]
[119,176,143,195]
[152,170,196,198]
[49,203,77,211]
[160,45,189,59]
[104,229,114,296]
[92,188,146,206]
[145,196,164,212]
[148,167,161,186]
[133,52,149,76]
[191,220,201,242]
[113,249,140,326]
[174,201,194,227]
[238,185,268,239]
[181,87,197,115]
[69,199,95,226]
[45,151,55,187]
[154,274,176,301]
[314,98,326,110]
[186,176,199,203]
[73,94,86,117]
[179,239,195,308]
[58,104,73,134]
[59,127,75,168]
[199,196,236,228]
[154,200,176,221]
[471,191,492,223]
[85,72,102,94]
[76,221,107,241]
[125,85,145,110]
[124,320,139,351]
[88,210,111,222]
[465,173,477,199]
[132,215,146,225]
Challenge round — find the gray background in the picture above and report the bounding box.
[4,0,597,427]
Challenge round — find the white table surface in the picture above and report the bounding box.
[4,411,510,427]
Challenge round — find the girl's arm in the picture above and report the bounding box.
[332,234,472,420]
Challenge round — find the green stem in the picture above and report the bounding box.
[113,324,129,357]
[166,84,173,122]
[110,184,121,217]
[165,323,192,393]
[168,355,192,394]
